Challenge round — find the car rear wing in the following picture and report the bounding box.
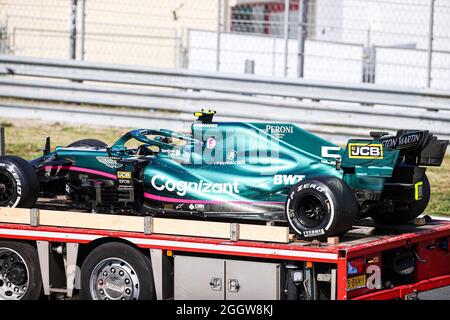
[378,130,448,166]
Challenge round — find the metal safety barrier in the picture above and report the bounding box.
[0,55,449,141]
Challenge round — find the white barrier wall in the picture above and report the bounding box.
[376,48,429,89]
[188,30,363,83]
[188,30,450,90]
[376,47,450,90]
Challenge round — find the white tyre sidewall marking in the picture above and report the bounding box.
[286,195,303,235]
[3,165,22,208]
[324,193,335,230]
[286,185,335,236]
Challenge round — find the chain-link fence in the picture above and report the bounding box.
[0,0,448,89]
[0,0,217,67]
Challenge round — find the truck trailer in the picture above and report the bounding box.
[0,207,448,300]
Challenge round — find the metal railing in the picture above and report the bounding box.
[1,0,449,89]
[0,55,449,142]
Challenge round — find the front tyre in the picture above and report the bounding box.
[286,176,358,240]
[80,242,155,300]
[0,156,39,208]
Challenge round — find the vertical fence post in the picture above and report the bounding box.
[80,0,86,60]
[178,28,185,68]
[216,0,222,72]
[426,0,435,88]
[0,127,5,156]
[297,0,308,78]
[283,0,290,77]
[272,37,276,76]
[245,59,255,74]
[69,0,78,60]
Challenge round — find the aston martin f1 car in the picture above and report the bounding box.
[0,111,448,239]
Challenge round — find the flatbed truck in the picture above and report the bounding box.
[0,207,449,300]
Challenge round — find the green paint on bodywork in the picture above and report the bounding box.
[46,124,398,205]
[143,122,343,202]
[55,148,115,172]
[341,139,400,191]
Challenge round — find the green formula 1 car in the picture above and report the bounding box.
[0,110,448,239]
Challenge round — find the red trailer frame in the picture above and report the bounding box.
[0,215,449,300]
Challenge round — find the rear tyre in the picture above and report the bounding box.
[371,175,431,224]
[0,156,39,208]
[67,139,108,148]
[0,241,43,300]
[285,176,359,240]
[79,242,155,300]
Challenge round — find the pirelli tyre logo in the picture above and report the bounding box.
[348,143,383,159]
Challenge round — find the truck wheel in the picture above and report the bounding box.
[286,176,359,240]
[0,241,43,300]
[80,242,155,300]
[67,139,108,148]
[0,156,39,208]
[371,175,431,224]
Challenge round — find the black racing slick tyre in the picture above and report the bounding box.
[0,156,39,208]
[0,241,43,300]
[79,242,155,300]
[285,176,359,240]
[371,174,431,224]
[67,139,108,148]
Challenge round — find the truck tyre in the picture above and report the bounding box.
[80,242,155,300]
[0,156,39,208]
[285,176,358,240]
[67,139,108,148]
[0,241,43,300]
[371,174,431,224]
